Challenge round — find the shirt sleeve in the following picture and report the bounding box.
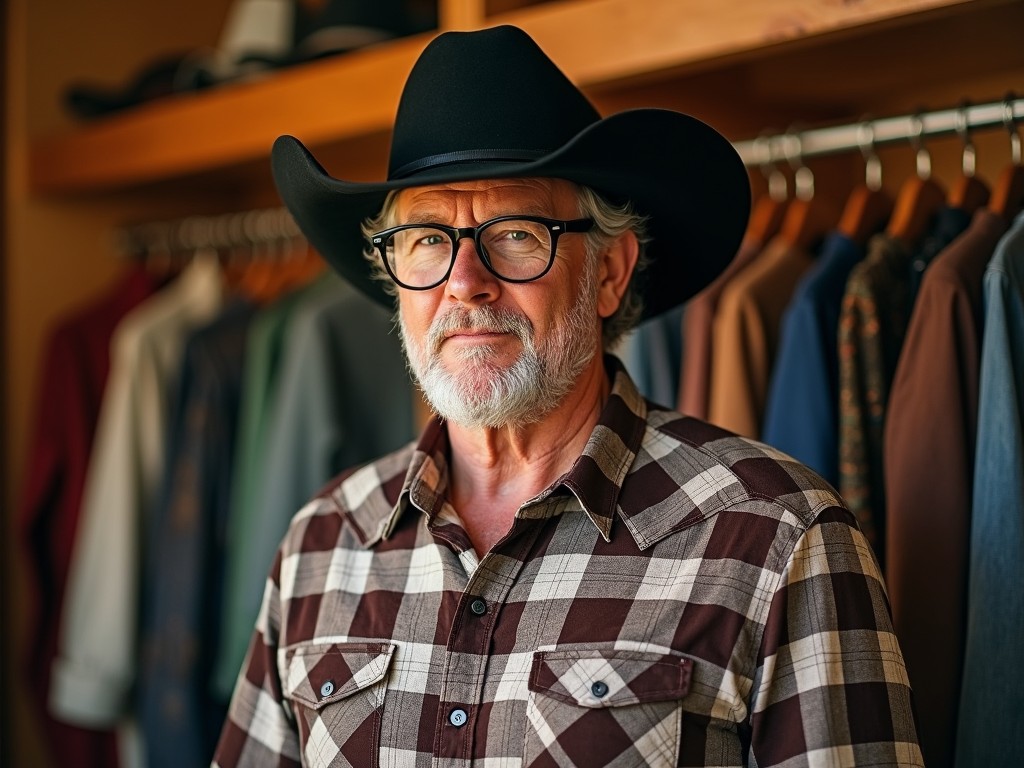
[748,507,923,766]
[50,328,143,724]
[213,548,302,767]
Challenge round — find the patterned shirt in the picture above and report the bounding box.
[214,357,921,767]
[838,234,913,565]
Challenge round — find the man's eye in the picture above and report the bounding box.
[420,234,446,246]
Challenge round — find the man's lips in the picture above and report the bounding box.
[444,328,507,339]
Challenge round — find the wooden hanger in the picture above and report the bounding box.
[746,139,790,244]
[747,193,789,244]
[989,162,1024,221]
[839,186,892,244]
[948,174,990,213]
[777,131,839,251]
[779,195,839,252]
[989,94,1024,222]
[886,114,946,248]
[886,176,946,248]
[947,101,990,213]
[838,120,892,244]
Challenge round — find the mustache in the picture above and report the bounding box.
[427,306,533,354]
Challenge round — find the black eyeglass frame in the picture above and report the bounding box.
[370,215,595,291]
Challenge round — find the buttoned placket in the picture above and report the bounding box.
[430,508,547,765]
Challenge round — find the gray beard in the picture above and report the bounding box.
[400,267,600,430]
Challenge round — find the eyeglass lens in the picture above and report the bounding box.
[385,218,554,287]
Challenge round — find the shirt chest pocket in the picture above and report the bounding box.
[282,641,396,768]
[525,649,693,768]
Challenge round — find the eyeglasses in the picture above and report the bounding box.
[370,215,594,290]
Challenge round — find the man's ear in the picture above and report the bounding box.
[596,230,640,318]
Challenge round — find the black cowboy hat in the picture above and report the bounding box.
[271,24,751,319]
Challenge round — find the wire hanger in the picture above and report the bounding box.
[838,119,893,245]
[778,129,839,251]
[886,111,947,247]
[989,92,1024,222]
[745,133,789,244]
[947,100,991,213]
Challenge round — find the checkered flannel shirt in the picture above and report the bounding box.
[214,357,922,767]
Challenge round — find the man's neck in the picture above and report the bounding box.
[445,356,609,555]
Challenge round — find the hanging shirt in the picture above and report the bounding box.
[836,233,912,562]
[707,237,815,438]
[211,275,336,702]
[50,254,224,735]
[956,212,1024,768]
[907,205,973,305]
[677,236,762,419]
[136,299,257,768]
[212,357,921,768]
[19,265,157,768]
[762,231,863,485]
[615,303,683,406]
[883,209,1007,768]
[213,273,414,702]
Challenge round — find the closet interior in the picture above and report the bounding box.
[4,0,1024,765]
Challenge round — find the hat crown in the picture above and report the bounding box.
[388,26,601,180]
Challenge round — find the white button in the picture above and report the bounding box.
[320,680,335,698]
[449,708,468,727]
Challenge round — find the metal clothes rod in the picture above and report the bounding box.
[734,97,1024,167]
[115,206,300,257]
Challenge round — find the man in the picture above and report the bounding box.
[214,25,922,767]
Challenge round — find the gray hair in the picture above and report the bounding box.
[360,182,650,349]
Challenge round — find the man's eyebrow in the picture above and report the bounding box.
[400,210,449,225]
[476,204,559,221]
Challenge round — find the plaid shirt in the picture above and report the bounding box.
[214,358,921,767]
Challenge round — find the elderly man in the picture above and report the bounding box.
[214,25,921,767]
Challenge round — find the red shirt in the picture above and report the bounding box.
[19,265,157,766]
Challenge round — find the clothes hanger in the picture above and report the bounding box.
[947,100,991,213]
[838,119,892,245]
[220,210,253,292]
[989,93,1024,222]
[136,223,175,279]
[745,134,789,244]
[777,130,839,252]
[236,210,284,302]
[886,111,947,248]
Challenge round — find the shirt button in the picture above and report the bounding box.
[469,598,487,616]
[449,708,468,727]
[320,680,335,698]
[591,681,609,698]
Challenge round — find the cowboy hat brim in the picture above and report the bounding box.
[272,107,750,320]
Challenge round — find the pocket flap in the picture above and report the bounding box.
[529,649,692,709]
[284,641,396,710]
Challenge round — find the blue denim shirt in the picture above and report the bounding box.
[137,299,256,767]
[957,211,1024,767]
[762,231,863,485]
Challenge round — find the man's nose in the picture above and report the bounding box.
[444,237,500,304]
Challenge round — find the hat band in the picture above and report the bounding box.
[390,148,549,180]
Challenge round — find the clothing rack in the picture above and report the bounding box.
[734,96,1024,168]
[114,206,301,258]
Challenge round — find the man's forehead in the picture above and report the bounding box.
[396,177,578,214]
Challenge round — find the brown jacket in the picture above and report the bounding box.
[884,209,1007,768]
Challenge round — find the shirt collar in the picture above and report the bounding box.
[559,355,647,541]
[356,355,647,547]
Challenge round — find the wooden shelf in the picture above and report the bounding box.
[28,0,979,195]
